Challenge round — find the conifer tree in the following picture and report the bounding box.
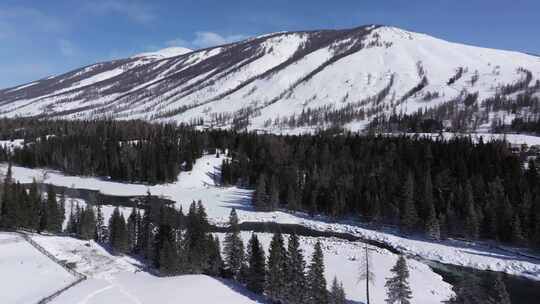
[400,173,418,233]
[95,204,107,243]
[266,232,288,302]
[385,256,412,304]
[287,185,298,213]
[127,206,139,252]
[44,185,62,232]
[253,174,268,211]
[464,183,479,240]
[247,233,266,294]
[269,177,280,211]
[224,208,245,279]
[286,233,307,304]
[159,238,178,276]
[329,277,347,304]
[207,235,224,277]
[487,274,511,304]
[307,241,328,304]
[425,200,441,240]
[109,207,128,253]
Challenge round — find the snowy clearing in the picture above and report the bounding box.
[0,232,75,304]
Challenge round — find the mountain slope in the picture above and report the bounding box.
[1,25,539,132]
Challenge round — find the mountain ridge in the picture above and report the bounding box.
[1,24,539,133]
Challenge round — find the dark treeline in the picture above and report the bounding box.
[222,133,540,248]
[0,119,210,184]
[2,118,540,248]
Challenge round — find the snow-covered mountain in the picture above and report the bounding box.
[1,25,539,132]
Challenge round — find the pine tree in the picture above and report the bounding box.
[358,244,375,304]
[511,214,526,245]
[464,183,479,240]
[79,207,96,240]
[487,274,511,304]
[400,173,418,233]
[159,238,178,276]
[45,185,62,233]
[287,185,298,213]
[286,233,308,304]
[269,177,280,211]
[266,232,288,302]
[127,206,139,252]
[385,256,412,304]
[253,174,268,211]
[95,204,107,243]
[109,207,128,253]
[329,277,347,304]
[207,235,224,277]
[247,233,266,294]
[307,241,328,304]
[224,208,245,279]
[425,200,441,240]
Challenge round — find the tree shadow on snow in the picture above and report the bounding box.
[215,277,270,303]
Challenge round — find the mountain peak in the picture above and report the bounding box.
[132,47,193,60]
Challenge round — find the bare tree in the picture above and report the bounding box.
[358,244,376,304]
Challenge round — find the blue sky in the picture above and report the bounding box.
[1,0,538,88]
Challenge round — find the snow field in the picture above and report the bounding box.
[0,232,76,304]
[28,234,263,304]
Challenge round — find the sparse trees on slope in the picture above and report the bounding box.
[385,256,412,304]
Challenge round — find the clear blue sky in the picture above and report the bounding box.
[1,0,538,88]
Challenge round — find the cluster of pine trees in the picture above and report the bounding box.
[0,164,65,232]
[447,273,512,304]
[221,209,347,304]
[222,134,540,248]
[0,119,205,184]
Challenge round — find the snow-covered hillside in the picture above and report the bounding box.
[0,232,76,304]
[27,235,264,304]
[0,25,539,132]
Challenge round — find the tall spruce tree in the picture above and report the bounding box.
[109,207,129,253]
[266,232,288,302]
[307,241,328,304]
[223,208,245,279]
[253,174,268,211]
[247,233,266,294]
[487,274,511,304]
[385,256,412,304]
[330,277,347,304]
[95,204,107,243]
[400,173,418,233]
[286,233,308,304]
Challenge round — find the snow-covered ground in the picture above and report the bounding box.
[28,235,264,304]
[216,232,453,304]
[385,132,540,146]
[0,232,75,304]
[3,153,540,282]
